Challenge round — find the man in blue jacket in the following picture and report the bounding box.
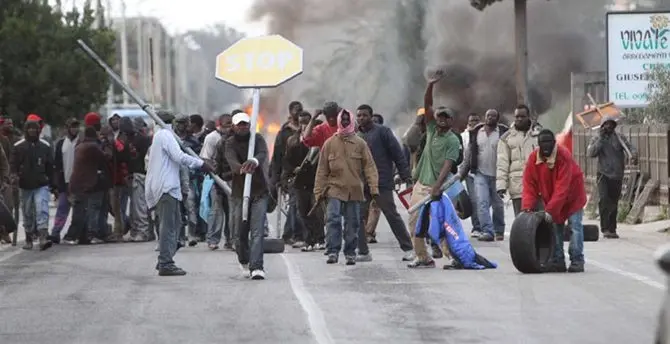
[356,104,415,262]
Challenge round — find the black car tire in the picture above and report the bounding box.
[563,224,600,242]
[264,238,285,254]
[509,212,556,274]
[455,190,472,220]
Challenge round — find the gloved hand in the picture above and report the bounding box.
[540,211,553,223]
[496,189,506,200]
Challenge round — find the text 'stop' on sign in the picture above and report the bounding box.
[215,35,304,88]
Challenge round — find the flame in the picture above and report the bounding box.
[243,105,281,157]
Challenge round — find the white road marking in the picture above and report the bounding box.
[587,258,665,290]
[0,248,23,264]
[281,254,335,344]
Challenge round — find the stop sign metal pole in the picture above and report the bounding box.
[242,88,261,222]
[76,39,232,195]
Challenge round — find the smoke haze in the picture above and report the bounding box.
[248,0,610,128]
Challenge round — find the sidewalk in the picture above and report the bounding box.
[583,218,670,234]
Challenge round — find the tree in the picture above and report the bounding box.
[643,67,670,124]
[0,0,115,127]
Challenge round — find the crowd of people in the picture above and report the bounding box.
[0,72,638,279]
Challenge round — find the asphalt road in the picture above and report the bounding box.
[0,201,666,344]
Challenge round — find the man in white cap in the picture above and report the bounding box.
[146,111,214,276]
[222,112,270,280]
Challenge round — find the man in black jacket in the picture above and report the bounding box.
[50,118,80,243]
[270,101,306,247]
[356,104,415,262]
[13,120,54,250]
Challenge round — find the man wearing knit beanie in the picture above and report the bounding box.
[84,112,102,131]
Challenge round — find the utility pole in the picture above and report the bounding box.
[120,1,129,105]
[514,0,530,107]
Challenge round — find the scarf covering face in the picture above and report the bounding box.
[337,109,355,136]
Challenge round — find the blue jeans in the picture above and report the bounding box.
[20,186,50,235]
[474,173,505,236]
[325,198,361,257]
[205,188,225,245]
[553,209,585,264]
[282,188,305,241]
[157,194,182,269]
[230,195,267,271]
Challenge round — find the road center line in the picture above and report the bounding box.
[281,254,335,344]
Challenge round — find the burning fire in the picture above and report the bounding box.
[244,105,282,157]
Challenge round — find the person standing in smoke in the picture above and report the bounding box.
[522,129,587,273]
[356,105,414,262]
[314,109,378,266]
[406,73,463,269]
[363,112,384,244]
[214,113,235,249]
[459,108,508,242]
[50,118,81,244]
[223,112,270,280]
[496,104,541,216]
[282,110,325,252]
[271,101,306,248]
[145,111,213,276]
[13,120,54,251]
[460,113,482,238]
[302,101,340,148]
[587,116,637,239]
[174,116,203,246]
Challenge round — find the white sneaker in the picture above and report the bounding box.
[240,264,250,278]
[251,269,266,280]
[402,251,416,262]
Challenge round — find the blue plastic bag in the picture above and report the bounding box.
[199,175,214,224]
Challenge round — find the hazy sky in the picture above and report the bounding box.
[57,0,267,35]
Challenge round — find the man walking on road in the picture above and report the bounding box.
[356,104,414,262]
[314,109,378,266]
[522,129,587,273]
[223,112,270,280]
[407,73,463,269]
[460,109,508,242]
[50,118,80,243]
[496,104,541,216]
[146,111,213,276]
[587,116,637,239]
[13,120,54,251]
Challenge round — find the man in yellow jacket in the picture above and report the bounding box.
[495,104,542,215]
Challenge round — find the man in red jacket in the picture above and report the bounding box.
[521,129,587,273]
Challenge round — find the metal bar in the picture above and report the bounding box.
[76,39,231,195]
[242,88,261,222]
[407,175,460,214]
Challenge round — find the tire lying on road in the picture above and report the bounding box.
[264,238,285,254]
[563,224,600,242]
[455,190,472,220]
[509,212,556,273]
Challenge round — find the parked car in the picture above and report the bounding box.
[656,244,670,344]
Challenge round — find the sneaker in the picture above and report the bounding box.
[251,269,266,280]
[402,251,416,262]
[292,241,306,249]
[547,261,567,273]
[158,266,187,276]
[604,232,620,239]
[356,253,373,262]
[188,240,198,247]
[471,230,482,238]
[431,245,443,259]
[495,233,505,241]
[22,240,33,250]
[301,245,315,252]
[240,264,251,278]
[315,243,326,250]
[208,244,219,251]
[368,237,378,244]
[63,239,77,245]
[91,238,105,245]
[48,235,61,244]
[478,233,495,242]
[223,242,233,250]
[407,258,436,269]
[568,262,585,273]
[326,254,338,264]
[345,256,356,265]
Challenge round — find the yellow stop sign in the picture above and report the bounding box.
[215,35,303,88]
